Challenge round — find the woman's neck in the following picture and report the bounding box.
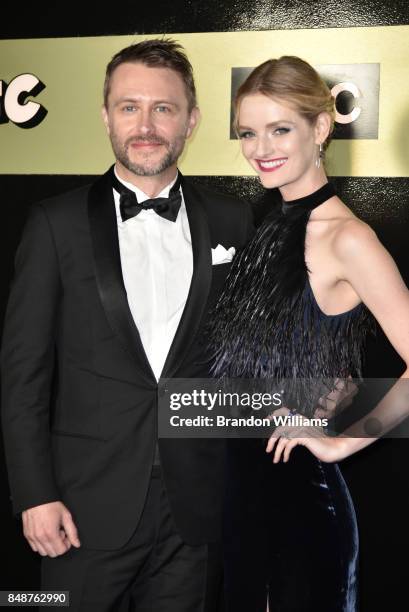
[280,182,336,217]
[279,168,328,202]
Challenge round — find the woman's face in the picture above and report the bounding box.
[237,93,322,192]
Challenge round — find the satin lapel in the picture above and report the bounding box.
[161,179,212,379]
[87,169,156,385]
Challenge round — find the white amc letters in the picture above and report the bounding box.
[0,73,47,127]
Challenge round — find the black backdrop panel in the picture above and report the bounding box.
[1,0,408,38]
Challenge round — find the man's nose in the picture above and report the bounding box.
[137,108,155,134]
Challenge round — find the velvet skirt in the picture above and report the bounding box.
[223,440,359,611]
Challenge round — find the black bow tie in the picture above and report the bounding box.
[111,167,182,223]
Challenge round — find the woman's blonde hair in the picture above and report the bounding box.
[235,56,335,149]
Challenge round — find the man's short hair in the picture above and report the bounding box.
[103,38,197,111]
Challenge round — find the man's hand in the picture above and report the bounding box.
[22,501,81,557]
[314,377,358,419]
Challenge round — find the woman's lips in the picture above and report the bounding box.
[256,158,287,172]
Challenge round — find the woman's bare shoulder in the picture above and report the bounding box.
[331,211,379,261]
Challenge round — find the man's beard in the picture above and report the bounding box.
[110,132,186,177]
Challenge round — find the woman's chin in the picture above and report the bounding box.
[258,174,284,190]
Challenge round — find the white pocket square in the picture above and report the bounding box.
[211,244,236,265]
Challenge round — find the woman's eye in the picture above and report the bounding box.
[238,131,255,139]
[274,127,290,135]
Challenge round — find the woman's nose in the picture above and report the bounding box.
[254,133,273,158]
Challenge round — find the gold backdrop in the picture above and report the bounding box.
[0,25,408,177]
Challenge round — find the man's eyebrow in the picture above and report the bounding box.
[113,97,181,108]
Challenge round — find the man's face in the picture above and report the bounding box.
[102,62,199,177]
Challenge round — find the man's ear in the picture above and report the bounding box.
[101,105,110,136]
[186,106,200,139]
[315,111,332,145]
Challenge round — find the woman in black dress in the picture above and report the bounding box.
[209,57,409,611]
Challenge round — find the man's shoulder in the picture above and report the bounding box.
[182,178,254,243]
[183,177,249,211]
[33,171,112,224]
[37,181,93,217]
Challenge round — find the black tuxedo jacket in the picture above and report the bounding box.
[1,168,253,549]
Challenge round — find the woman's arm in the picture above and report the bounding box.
[267,219,409,463]
[335,219,409,382]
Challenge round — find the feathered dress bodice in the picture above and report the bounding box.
[208,192,375,417]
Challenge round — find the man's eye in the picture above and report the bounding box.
[123,105,136,112]
[155,105,171,113]
[238,131,255,139]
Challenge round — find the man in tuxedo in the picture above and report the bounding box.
[1,39,252,611]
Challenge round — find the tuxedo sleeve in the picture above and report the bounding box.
[1,204,62,514]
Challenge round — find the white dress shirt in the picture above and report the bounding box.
[113,168,193,381]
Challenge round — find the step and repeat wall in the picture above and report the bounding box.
[0,27,407,177]
[1,2,408,609]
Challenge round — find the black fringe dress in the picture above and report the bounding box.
[208,185,374,612]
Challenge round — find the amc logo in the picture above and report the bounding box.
[0,73,47,128]
[230,63,380,140]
